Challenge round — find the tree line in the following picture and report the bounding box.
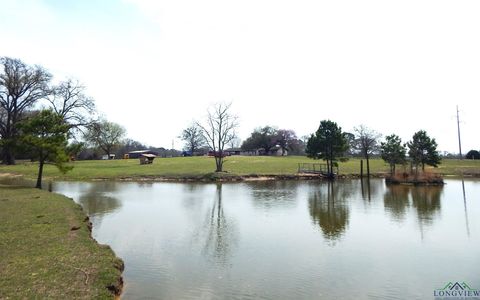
[305,120,441,178]
[0,56,448,183]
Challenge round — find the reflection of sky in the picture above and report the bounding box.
[53,179,480,300]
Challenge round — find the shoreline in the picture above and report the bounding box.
[3,171,478,184]
[0,185,124,299]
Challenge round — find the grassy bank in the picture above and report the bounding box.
[1,156,479,181]
[0,185,123,299]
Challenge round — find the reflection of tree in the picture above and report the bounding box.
[201,184,237,265]
[383,185,410,221]
[77,182,121,217]
[248,181,298,210]
[462,179,471,237]
[308,182,350,242]
[411,186,442,225]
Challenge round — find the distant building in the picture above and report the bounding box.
[225,148,242,156]
[126,150,159,159]
[102,154,116,160]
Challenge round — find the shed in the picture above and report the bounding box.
[128,150,159,159]
[139,154,156,165]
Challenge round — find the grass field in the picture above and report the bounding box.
[1,156,480,181]
[0,185,123,299]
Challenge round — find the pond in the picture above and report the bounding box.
[52,179,480,300]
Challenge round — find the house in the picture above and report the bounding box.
[254,146,287,156]
[126,150,159,159]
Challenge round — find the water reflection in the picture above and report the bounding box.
[248,181,298,210]
[462,178,471,237]
[200,184,237,265]
[383,185,411,222]
[383,184,443,229]
[76,182,122,217]
[308,182,351,242]
[411,186,442,225]
[360,178,372,201]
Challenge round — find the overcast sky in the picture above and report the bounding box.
[1,0,479,153]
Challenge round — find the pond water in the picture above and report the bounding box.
[52,179,480,300]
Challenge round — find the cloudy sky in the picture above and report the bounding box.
[1,0,479,153]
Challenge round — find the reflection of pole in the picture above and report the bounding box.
[360,178,365,199]
[360,160,364,179]
[461,178,471,237]
[457,105,463,159]
[366,178,371,201]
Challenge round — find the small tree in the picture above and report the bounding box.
[19,110,71,189]
[380,134,407,176]
[306,120,349,177]
[353,125,381,177]
[180,123,206,155]
[84,120,126,157]
[197,102,238,172]
[407,130,441,173]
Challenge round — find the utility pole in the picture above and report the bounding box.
[457,105,463,159]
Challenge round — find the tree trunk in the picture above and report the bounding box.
[2,147,16,165]
[215,157,223,172]
[36,160,44,189]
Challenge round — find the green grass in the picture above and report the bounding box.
[0,185,123,299]
[2,156,480,181]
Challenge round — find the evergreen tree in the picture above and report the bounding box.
[306,120,349,177]
[380,134,407,175]
[19,110,72,189]
[407,130,441,172]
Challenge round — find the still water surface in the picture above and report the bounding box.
[52,179,479,300]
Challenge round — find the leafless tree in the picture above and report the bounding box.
[47,79,96,134]
[0,57,52,164]
[354,125,382,177]
[180,122,206,155]
[228,136,241,149]
[197,102,238,172]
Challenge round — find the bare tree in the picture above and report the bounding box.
[0,57,52,164]
[228,136,241,149]
[353,125,381,177]
[84,119,126,157]
[47,79,96,134]
[197,103,238,172]
[180,122,206,155]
